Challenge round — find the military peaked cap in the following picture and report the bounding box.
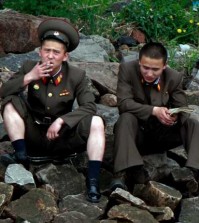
[38,18,79,52]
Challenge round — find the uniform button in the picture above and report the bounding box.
[47,107,50,110]
[48,93,53,97]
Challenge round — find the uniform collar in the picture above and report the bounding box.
[42,65,63,86]
[141,77,161,91]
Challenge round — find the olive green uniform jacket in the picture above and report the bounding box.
[114,60,199,172]
[0,61,96,156]
[0,60,96,127]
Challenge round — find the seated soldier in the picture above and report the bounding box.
[0,18,105,203]
[111,42,199,190]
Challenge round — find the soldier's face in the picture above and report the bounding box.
[39,40,68,75]
[139,55,166,83]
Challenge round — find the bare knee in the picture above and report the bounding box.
[3,102,21,121]
[2,103,25,140]
[3,103,16,116]
[90,116,105,132]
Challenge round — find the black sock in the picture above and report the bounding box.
[12,139,27,155]
[88,160,102,180]
[11,139,29,169]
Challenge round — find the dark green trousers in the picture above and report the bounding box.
[1,95,92,157]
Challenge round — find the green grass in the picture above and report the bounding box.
[4,0,199,44]
[3,0,199,75]
[3,0,116,36]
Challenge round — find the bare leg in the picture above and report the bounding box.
[3,102,25,141]
[87,116,105,161]
[1,102,29,168]
[86,116,105,203]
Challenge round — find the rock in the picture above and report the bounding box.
[130,29,146,43]
[167,145,188,167]
[35,164,85,199]
[117,36,138,47]
[172,167,195,183]
[99,94,117,107]
[0,9,41,54]
[5,164,35,188]
[53,211,93,223]
[89,35,115,56]
[133,181,182,210]
[59,194,108,220]
[170,167,198,194]
[7,188,58,223]
[0,141,12,154]
[0,51,39,72]
[70,37,110,62]
[186,90,199,106]
[187,69,199,91]
[71,62,119,95]
[0,182,13,206]
[179,44,191,53]
[120,49,139,62]
[179,196,199,223]
[0,123,7,140]
[130,153,180,184]
[100,220,117,223]
[108,203,158,223]
[148,206,174,222]
[110,188,146,207]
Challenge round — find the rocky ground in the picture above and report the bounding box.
[1,9,199,223]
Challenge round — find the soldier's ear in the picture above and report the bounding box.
[63,52,69,61]
[163,62,167,70]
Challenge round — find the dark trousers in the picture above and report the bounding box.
[113,112,199,173]
[1,95,92,157]
[25,114,92,157]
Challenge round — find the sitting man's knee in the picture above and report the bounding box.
[3,102,22,123]
[91,116,105,131]
[117,112,137,126]
[3,102,16,116]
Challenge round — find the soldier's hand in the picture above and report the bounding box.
[24,62,53,84]
[46,118,64,140]
[152,106,176,126]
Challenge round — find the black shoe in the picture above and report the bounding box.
[0,153,30,170]
[86,178,101,203]
[0,153,17,166]
[110,177,127,191]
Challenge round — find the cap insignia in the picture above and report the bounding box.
[54,31,60,36]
